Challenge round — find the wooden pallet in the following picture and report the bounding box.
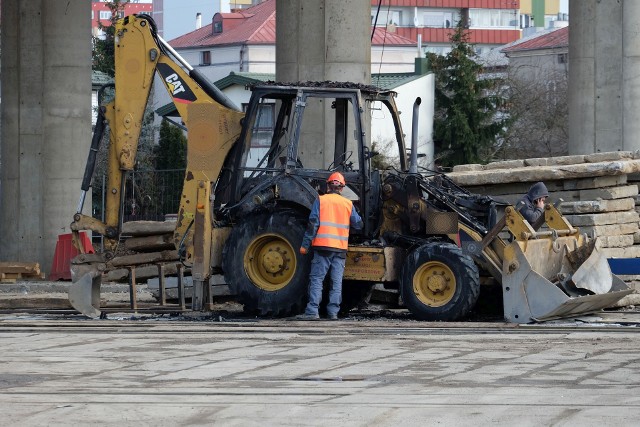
[0,262,44,283]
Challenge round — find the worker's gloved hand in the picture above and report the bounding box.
[299,247,308,255]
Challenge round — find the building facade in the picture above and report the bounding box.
[91,0,152,38]
[168,0,421,84]
[369,1,567,56]
[370,0,521,56]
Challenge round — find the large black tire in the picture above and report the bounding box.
[222,211,310,316]
[400,242,480,321]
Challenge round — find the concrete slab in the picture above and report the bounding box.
[1,316,640,425]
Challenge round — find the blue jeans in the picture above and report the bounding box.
[304,251,346,317]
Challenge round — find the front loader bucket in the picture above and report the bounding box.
[502,237,632,323]
[68,257,103,318]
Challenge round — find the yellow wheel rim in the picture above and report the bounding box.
[412,261,456,307]
[244,233,297,291]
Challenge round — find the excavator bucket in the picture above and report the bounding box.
[501,236,632,323]
[68,255,104,318]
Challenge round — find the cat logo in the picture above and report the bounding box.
[165,73,186,95]
[156,63,197,103]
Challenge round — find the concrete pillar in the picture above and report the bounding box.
[568,0,639,154]
[276,0,371,168]
[623,1,640,151]
[0,0,91,273]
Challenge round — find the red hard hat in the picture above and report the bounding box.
[327,172,345,187]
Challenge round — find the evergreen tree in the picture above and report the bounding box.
[93,1,129,76]
[428,20,509,168]
[155,119,187,170]
[153,119,187,215]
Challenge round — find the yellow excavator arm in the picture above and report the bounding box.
[71,14,243,279]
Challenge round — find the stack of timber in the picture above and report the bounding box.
[0,262,45,283]
[448,151,640,298]
[102,220,183,282]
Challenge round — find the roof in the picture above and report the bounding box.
[501,26,568,54]
[371,27,417,47]
[214,72,274,90]
[218,71,431,91]
[169,0,416,49]
[169,0,275,48]
[371,72,425,90]
[476,48,508,68]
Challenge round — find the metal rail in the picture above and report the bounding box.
[1,312,640,334]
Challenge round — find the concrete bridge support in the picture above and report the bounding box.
[569,0,640,154]
[276,0,371,169]
[0,0,91,272]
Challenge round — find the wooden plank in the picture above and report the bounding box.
[124,234,175,252]
[0,262,40,275]
[109,250,179,267]
[0,271,45,281]
[121,221,176,237]
[106,263,180,282]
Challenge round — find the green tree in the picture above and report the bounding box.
[153,119,187,215]
[155,119,187,170]
[93,0,130,76]
[428,20,509,168]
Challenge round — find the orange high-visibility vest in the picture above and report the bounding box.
[312,193,353,251]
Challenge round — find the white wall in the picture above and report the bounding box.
[216,75,435,170]
[222,84,254,109]
[371,47,419,73]
[181,45,244,83]
[371,74,435,168]
[507,48,568,81]
[246,45,277,73]
[178,43,422,81]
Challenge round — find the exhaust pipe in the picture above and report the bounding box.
[409,97,421,174]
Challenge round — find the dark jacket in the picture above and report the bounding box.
[518,182,548,225]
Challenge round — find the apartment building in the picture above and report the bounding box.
[370,0,567,56]
[91,0,152,39]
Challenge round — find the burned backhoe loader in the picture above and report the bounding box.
[69,14,632,323]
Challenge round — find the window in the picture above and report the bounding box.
[213,21,223,33]
[99,11,112,20]
[423,12,453,28]
[117,11,125,19]
[469,9,516,29]
[244,102,276,171]
[201,51,211,66]
[382,10,401,26]
[557,53,568,64]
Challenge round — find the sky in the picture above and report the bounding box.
[160,0,224,41]
[560,0,568,14]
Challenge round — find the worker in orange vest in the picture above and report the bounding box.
[298,172,363,320]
